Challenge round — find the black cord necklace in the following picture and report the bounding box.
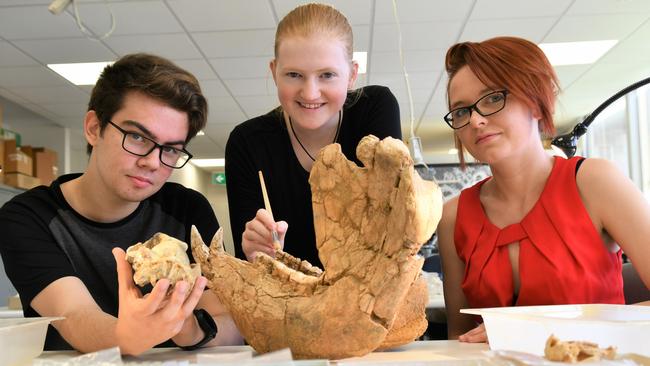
[289,110,342,161]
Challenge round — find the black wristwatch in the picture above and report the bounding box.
[180,309,218,351]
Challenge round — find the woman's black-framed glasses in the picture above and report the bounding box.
[444,90,509,129]
[107,120,193,169]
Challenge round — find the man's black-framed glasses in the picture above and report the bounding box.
[444,90,509,129]
[107,120,193,169]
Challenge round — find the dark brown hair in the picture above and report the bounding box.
[445,37,560,166]
[87,53,207,154]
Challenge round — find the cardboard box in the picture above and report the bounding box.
[3,173,40,190]
[7,295,21,310]
[22,146,57,185]
[3,140,32,176]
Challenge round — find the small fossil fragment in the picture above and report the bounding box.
[126,232,201,288]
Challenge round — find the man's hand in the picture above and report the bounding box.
[112,248,207,355]
[241,209,288,261]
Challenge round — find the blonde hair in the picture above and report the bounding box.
[274,3,354,61]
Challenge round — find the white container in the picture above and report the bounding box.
[461,304,650,357]
[0,317,62,366]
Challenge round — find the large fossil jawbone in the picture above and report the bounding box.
[191,135,443,359]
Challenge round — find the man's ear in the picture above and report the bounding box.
[84,110,102,148]
[270,59,278,86]
[348,61,359,89]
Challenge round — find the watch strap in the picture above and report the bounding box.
[180,308,218,351]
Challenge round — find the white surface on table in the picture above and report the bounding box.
[34,341,489,364]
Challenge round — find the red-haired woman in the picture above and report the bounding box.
[437,37,650,343]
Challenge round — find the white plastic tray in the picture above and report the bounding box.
[0,317,62,366]
[461,304,650,357]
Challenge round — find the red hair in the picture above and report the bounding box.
[445,37,560,166]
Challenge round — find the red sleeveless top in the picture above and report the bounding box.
[454,156,624,308]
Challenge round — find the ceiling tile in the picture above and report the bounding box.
[543,14,648,42]
[372,22,461,52]
[352,25,370,52]
[11,85,89,104]
[105,33,202,59]
[78,1,184,36]
[369,71,439,93]
[272,0,372,25]
[0,41,39,67]
[173,59,218,80]
[0,88,31,106]
[374,0,474,23]
[553,64,591,89]
[567,0,650,15]
[186,137,224,158]
[22,102,63,124]
[578,62,650,92]
[419,83,449,121]
[459,17,556,43]
[471,0,572,19]
[355,74,368,87]
[370,50,447,73]
[204,122,241,149]
[0,65,70,87]
[599,22,650,64]
[392,88,434,105]
[193,29,275,58]
[0,1,51,5]
[40,102,87,118]
[209,56,271,79]
[236,95,279,115]
[207,95,242,113]
[0,5,82,39]
[168,0,276,31]
[207,109,247,126]
[12,38,116,64]
[200,79,230,98]
[223,78,277,96]
[78,85,94,94]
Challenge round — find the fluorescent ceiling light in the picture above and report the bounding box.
[353,51,367,74]
[192,158,225,168]
[447,148,458,155]
[196,130,205,136]
[48,61,113,85]
[538,40,618,66]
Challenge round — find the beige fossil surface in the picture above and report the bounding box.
[191,135,443,359]
[126,232,201,288]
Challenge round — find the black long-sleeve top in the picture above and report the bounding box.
[225,85,402,268]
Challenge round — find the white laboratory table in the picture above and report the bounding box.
[35,341,490,364]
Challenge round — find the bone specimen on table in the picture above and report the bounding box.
[191,135,443,359]
[126,232,201,288]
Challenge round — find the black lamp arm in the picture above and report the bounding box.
[552,76,650,157]
[581,76,650,129]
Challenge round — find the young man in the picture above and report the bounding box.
[0,53,242,355]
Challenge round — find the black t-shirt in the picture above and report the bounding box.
[225,85,402,268]
[0,173,219,350]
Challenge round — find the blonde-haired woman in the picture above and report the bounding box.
[226,3,401,267]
